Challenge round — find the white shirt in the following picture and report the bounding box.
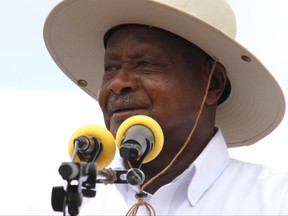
[30,129,288,215]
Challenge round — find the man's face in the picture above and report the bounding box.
[98,26,208,144]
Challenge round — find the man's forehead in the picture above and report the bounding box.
[104,24,191,48]
[103,25,184,64]
[103,24,210,60]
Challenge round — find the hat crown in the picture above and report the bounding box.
[154,0,236,38]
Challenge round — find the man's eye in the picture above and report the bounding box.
[137,61,157,68]
[104,65,119,72]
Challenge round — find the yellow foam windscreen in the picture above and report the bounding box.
[116,115,164,163]
[68,125,116,169]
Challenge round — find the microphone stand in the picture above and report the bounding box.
[51,137,151,216]
[51,138,127,216]
[51,138,100,216]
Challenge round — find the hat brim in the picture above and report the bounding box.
[43,0,285,147]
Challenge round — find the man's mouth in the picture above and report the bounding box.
[111,107,145,122]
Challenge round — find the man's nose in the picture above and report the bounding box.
[108,67,139,95]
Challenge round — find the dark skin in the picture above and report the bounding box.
[98,25,227,194]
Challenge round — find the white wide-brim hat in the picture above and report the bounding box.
[43,0,285,147]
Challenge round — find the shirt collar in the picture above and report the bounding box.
[187,128,231,206]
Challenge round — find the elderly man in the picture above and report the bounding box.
[43,0,287,215]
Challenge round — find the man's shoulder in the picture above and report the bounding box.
[226,158,288,187]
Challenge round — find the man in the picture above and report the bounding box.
[99,24,227,194]
[43,0,287,215]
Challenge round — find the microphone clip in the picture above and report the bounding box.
[52,162,98,216]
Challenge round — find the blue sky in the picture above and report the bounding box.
[1,0,288,213]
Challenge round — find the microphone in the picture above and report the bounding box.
[68,125,116,169]
[116,115,164,163]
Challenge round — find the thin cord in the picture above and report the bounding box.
[126,198,156,216]
[126,58,219,216]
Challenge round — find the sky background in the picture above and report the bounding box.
[0,0,288,214]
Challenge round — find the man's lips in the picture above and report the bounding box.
[111,107,146,122]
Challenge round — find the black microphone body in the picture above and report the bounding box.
[120,125,154,161]
[74,136,99,154]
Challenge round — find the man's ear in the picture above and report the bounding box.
[206,61,228,106]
